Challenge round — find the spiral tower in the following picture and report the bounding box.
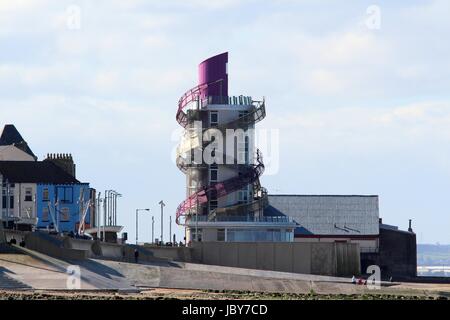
[175,52,294,243]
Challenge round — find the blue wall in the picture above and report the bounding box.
[36,183,91,233]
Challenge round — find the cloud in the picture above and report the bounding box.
[2,1,450,243]
[0,0,46,12]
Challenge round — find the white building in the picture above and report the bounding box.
[0,178,37,229]
[176,53,296,243]
[0,145,35,161]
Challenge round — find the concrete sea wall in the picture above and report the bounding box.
[190,242,360,277]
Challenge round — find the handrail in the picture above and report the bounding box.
[175,98,266,173]
[176,79,224,128]
[185,215,294,223]
[207,187,268,221]
[175,150,265,225]
[175,79,269,226]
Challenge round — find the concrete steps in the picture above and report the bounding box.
[0,272,31,290]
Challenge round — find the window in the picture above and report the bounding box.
[57,186,73,203]
[60,207,70,222]
[42,207,49,222]
[209,164,218,183]
[239,110,249,120]
[191,228,203,242]
[237,134,249,164]
[210,169,218,182]
[225,229,292,242]
[217,229,225,241]
[42,188,49,201]
[2,195,14,209]
[210,111,218,126]
[209,190,218,211]
[208,137,219,162]
[24,187,33,202]
[209,199,218,211]
[238,185,250,204]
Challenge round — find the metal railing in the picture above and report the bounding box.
[185,215,294,224]
[175,79,269,226]
[199,95,253,106]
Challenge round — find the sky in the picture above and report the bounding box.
[1,0,449,244]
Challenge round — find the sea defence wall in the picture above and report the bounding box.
[190,242,360,277]
[24,232,88,260]
[2,230,359,276]
[3,230,190,263]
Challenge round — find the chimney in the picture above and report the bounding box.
[44,153,76,177]
[408,219,413,232]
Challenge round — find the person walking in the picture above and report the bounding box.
[134,248,139,263]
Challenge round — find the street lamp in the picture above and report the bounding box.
[158,200,165,245]
[152,216,155,244]
[103,190,113,241]
[96,192,102,240]
[169,215,172,245]
[135,208,150,245]
[110,191,122,225]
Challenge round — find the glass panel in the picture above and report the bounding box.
[217,229,225,241]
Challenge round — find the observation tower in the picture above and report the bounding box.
[175,52,295,242]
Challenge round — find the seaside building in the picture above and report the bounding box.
[175,52,296,243]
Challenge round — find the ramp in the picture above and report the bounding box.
[0,246,137,291]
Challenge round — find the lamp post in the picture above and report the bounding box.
[158,200,165,245]
[110,191,122,226]
[115,192,122,225]
[135,208,150,245]
[151,216,155,244]
[103,190,113,241]
[169,215,172,245]
[96,192,101,240]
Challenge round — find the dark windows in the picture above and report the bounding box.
[2,195,14,209]
[237,135,249,164]
[42,207,49,222]
[24,187,33,201]
[210,164,218,183]
[217,229,225,241]
[209,190,218,211]
[42,188,49,201]
[209,166,218,211]
[60,207,70,221]
[239,110,249,119]
[210,111,218,126]
[56,186,73,204]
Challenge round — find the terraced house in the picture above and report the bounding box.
[0,124,95,234]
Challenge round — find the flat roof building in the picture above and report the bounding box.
[266,195,379,252]
[266,194,417,279]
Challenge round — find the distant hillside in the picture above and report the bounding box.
[418,244,450,266]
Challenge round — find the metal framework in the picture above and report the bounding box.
[175,80,268,225]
